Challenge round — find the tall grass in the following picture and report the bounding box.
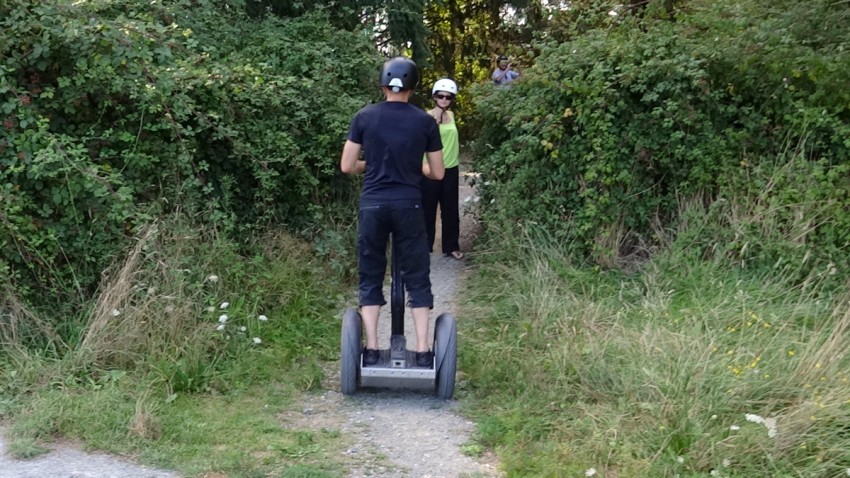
[461,178,850,476]
[0,215,347,476]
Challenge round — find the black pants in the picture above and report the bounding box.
[421,166,460,254]
[357,201,433,309]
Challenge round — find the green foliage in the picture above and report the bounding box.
[247,0,432,64]
[461,228,850,477]
[422,0,542,138]
[470,0,850,276]
[671,150,850,286]
[0,0,378,308]
[4,381,345,477]
[115,221,339,393]
[0,217,348,474]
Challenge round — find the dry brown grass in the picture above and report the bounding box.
[0,286,63,351]
[794,295,850,382]
[75,222,221,370]
[78,224,158,367]
[129,390,162,440]
[592,215,648,271]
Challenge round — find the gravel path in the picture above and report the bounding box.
[0,172,495,478]
[282,171,499,478]
[0,434,177,478]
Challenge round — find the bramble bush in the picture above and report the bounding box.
[471,0,850,277]
[0,0,378,310]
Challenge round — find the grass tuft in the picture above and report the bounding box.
[461,209,850,476]
[0,215,350,476]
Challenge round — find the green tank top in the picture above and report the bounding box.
[439,114,460,169]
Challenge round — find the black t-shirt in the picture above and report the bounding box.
[347,101,442,204]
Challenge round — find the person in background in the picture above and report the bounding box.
[422,78,463,260]
[492,54,520,86]
[339,57,445,368]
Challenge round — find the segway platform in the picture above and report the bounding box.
[359,335,436,390]
[340,238,457,398]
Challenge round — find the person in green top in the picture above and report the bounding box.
[422,78,463,260]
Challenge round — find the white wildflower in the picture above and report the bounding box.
[746,414,777,437]
[845,468,850,476]
[252,337,262,344]
[220,302,229,309]
[677,456,684,464]
[463,196,472,203]
[710,414,718,420]
[218,314,228,323]
[710,471,719,477]
[258,314,268,321]
[744,413,764,425]
[205,306,215,312]
[473,196,481,202]
[764,417,777,429]
[729,425,740,431]
[722,458,732,467]
[206,274,219,283]
[490,198,496,204]
[484,181,491,186]
[239,326,247,332]
[608,10,618,16]
[585,468,597,477]
[216,323,225,331]
[111,308,120,317]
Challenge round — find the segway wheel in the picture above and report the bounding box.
[434,313,457,399]
[341,308,362,395]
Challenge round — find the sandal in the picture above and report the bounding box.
[449,251,464,260]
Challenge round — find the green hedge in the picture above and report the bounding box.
[1,0,379,300]
[471,0,850,274]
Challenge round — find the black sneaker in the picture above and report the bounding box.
[363,348,379,367]
[415,350,433,368]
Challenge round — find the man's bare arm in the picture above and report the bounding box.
[340,140,366,174]
[424,150,445,180]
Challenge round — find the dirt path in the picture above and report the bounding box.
[0,433,177,478]
[281,171,500,477]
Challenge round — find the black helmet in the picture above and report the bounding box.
[497,54,508,62]
[380,57,419,92]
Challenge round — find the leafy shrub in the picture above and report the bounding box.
[0,0,378,308]
[471,0,850,275]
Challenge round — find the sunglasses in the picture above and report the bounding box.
[434,94,454,100]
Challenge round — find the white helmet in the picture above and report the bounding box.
[432,78,458,96]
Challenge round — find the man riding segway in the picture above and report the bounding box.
[339,57,458,398]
